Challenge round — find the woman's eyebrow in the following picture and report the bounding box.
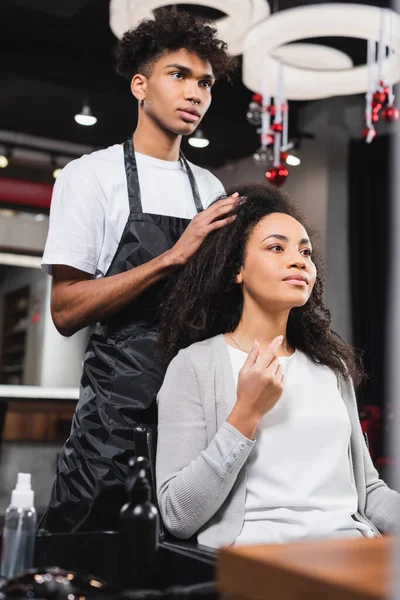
[261,234,311,245]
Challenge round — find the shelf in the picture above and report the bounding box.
[0,285,30,385]
[4,306,29,319]
[3,345,25,356]
[1,365,23,373]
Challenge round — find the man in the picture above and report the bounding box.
[41,8,238,532]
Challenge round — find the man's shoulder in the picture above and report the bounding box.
[61,144,123,178]
[186,160,218,182]
[186,161,225,205]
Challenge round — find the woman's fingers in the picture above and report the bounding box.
[243,339,260,368]
[259,336,283,369]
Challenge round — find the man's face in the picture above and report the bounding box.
[137,49,215,136]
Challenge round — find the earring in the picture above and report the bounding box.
[139,98,144,106]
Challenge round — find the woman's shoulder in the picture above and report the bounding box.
[169,334,224,370]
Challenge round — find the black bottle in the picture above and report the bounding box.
[119,456,159,590]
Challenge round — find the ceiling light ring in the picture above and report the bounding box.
[243,4,400,100]
[110,0,270,55]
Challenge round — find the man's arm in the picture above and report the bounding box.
[51,194,238,336]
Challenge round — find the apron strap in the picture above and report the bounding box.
[124,137,204,214]
[124,138,143,213]
[179,151,204,213]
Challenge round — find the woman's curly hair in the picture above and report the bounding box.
[158,182,364,386]
[115,8,237,80]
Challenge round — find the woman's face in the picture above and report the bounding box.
[236,212,317,311]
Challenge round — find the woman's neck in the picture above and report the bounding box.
[133,115,182,161]
[228,304,292,356]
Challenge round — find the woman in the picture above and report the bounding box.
[155,183,399,548]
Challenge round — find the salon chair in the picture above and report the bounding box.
[33,426,215,591]
[133,425,216,562]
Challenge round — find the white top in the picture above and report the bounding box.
[227,344,375,545]
[42,144,225,278]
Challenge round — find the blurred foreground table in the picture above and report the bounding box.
[218,536,394,600]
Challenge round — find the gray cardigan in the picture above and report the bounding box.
[156,334,399,548]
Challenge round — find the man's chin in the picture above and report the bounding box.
[171,123,197,136]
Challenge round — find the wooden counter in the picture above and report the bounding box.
[218,536,394,600]
[0,385,79,442]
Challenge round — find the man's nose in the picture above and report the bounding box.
[184,84,201,105]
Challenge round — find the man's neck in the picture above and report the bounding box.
[133,117,182,161]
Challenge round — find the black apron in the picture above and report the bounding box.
[41,138,203,532]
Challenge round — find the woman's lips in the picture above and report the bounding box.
[282,277,308,286]
[178,110,200,122]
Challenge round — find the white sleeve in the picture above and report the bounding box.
[203,170,226,208]
[42,159,106,276]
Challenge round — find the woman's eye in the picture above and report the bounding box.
[269,245,283,252]
[200,80,211,88]
[301,248,312,257]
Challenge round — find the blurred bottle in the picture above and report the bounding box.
[1,473,36,579]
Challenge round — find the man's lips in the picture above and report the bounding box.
[178,108,200,122]
[282,275,309,285]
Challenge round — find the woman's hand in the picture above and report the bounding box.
[227,336,284,439]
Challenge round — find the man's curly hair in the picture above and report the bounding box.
[115,8,237,80]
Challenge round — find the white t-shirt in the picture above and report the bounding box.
[227,344,375,545]
[42,144,225,277]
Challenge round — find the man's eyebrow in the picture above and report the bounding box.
[261,234,311,245]
[164,63,215,80]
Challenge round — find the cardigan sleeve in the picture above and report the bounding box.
[362,435,400,533]
[156,349,254,539]
[341,375,400,533]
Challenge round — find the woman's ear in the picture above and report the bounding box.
[235,269,243,285]
[131,74,147,102]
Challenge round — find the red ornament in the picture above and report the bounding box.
[379,80,390,96]
[362,127,376,142]
[252,93,263,104]
[372,103,382,114]
[261,132,274,145]
[373,91,386,105]
[265,167,277,182]
[382,105,399,122]
[270,123,283,133]
[266,104,287,116]
[364,111,379,123]
[265,165,289,186]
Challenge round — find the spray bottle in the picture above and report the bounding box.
[119,456,159,590]
[1,473,36,579]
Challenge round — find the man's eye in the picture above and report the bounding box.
[200,80,212,88]
[171,72,183,79]
[301,249,312,257]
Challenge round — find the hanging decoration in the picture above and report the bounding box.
[242,5,400,158]
[363,10,398,143]
[247,60,290,186]
[266,61,289,186]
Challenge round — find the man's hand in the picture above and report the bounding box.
[168,192,239,265]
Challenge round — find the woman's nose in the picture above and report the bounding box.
[288,256,307,269]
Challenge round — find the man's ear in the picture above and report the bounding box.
[131,73,147,102]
